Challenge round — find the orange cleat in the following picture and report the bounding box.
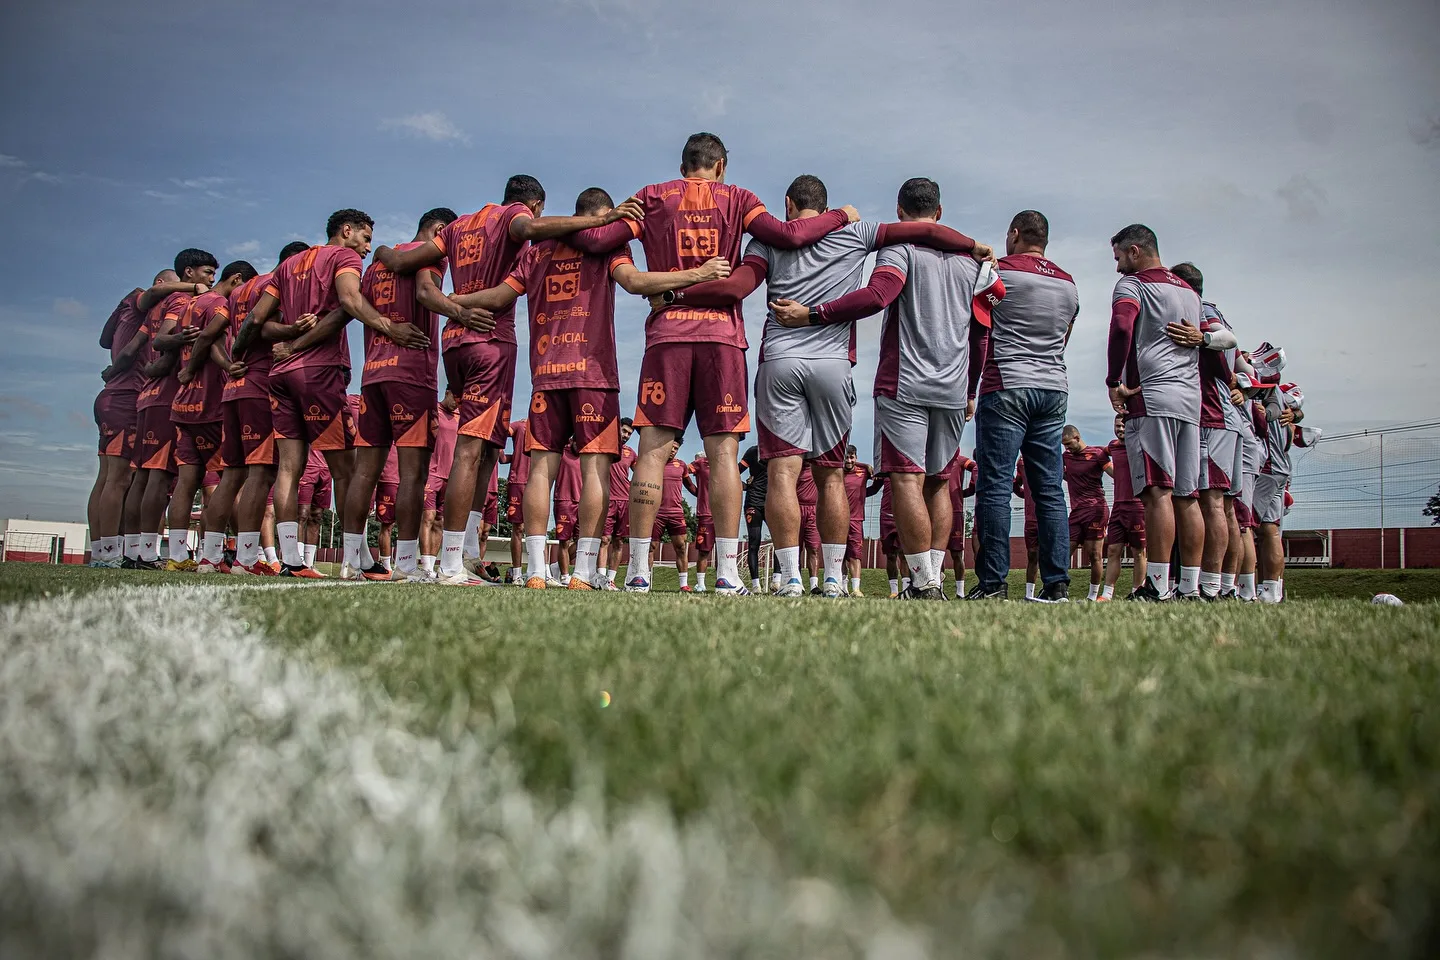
[526,575,548,590]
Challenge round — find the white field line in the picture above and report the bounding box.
[0,584,927,960]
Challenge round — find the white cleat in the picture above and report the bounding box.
[623,576,651,593]
[713,578,751,596]
[821,578,847,598]
[775,578,806,598]
[435,569,491,586]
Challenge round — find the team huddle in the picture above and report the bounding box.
[83,132,1313,601]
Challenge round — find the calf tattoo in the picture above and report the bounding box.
[633,480,660,506]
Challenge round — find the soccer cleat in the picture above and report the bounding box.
[230,560,277,577]
[1029,582,1070,604]
[821,578,847,598]
[888,591,900,600]
[1094,594,1112,603]
[713,578,751,596]
[125,557,165,570]
[964,584,1008,601]
[775,578,806,598]
[852,587,865,598]
[508,570,525,586]
[269,560,282,573]
[435,569,491,586]
[900,584,946,601]
[1173,589,1205,602]
[567,577,595,591]
[810,584,822,596]
[597,577,619,591]
[280,563,326,579]
[165,558,198,573]
[1218,588,1239,601]
[91,557,124,569]
[1128,581,1170,602]
[680,584,694,593]
[623,576,651,593]
[1198,586,1221,602]
[360,562,393,582]
[196,559,232,575]
[526,576,548,590]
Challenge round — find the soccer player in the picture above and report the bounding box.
[654,438,691,586]
[547,443,582,586]
[944,451,978,599]
[1061,425,1110,600]
[91,271,173,567]
[216,241,312,576]
[373,178,640,587]
[970,211,1076,602]
[842,445,873,597]
[600,418,636,588]
[739,443,768,592]
[1012,458,1042,599]
[422,393,460,576]
[297,448,331,570]
[1101,415,1147,599]
[685,452,714,591]
[1247,349,1300,602]
[615,134,862,595]
[875,472,908,598]
[347,208,461,581]
[793,462,822,595]
[675,174,982,599]
[1106,224,1205,601]
[172,260,259,572]
[772,178,1002,600]
[126,250,218,569]
[1234,390,1265,600]
[504,416,531,585]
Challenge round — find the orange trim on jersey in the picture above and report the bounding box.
[625,219,642,239]
[631,406,654,428]
[246,431,276,466]
[396,416,430,448]
[141,440,172,471]
[459,400,503,441]
[503,276,526,294]
[741,205,768,229]
[580,419,620,456]
[679,179,716,211]
[205,446,226,473]
[263,283,280,299]
[104,432,126,457]
[733,413,751,434]
[524,431,549,454]
[420,264,444,277]
[310,412,350,451]
[334,267,362,279]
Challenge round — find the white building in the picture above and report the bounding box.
[2,518,90,564]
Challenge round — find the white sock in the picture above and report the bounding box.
[236,532,260,567]
[1199,571,1222,594]
[439,530,465,574]
[679,572,689,587]
[1148,561,1170,593]
[263,546,278,564]
[396,539,418,574]
[599,567,610,581]
[1025,582,1035,599]
[627,538,652,583]
[509,566,522,580]
[124,533,142,559]
[905,551,934,589]
[809,575,819,589]
[716,537,740,585]
[561,574,572,585]
[140,532,159,561]
[420,554,436,573]
[1087,583,1100,600]
[575,537,601,583]
[1238,573,1256,600]
[343,533,365,571]
[548,561,560,579]
[696,572,707,590]
[358,540,375,570]
[901,576,912,592]
[464,511,483,558]
[165,528,188,562]
[1220,573,1236,594]
[889,578,900,595]
[526,535,549,579]
[822,543,845,584]
[303,542,317,568]
[776,546,801,582]
[203,530,225,564]
[277,522,301,566]
[930,549,945,581]
[102,536,121,558]
[1275,578,1284,602]
[90,538,101,558]
[1260,579,1281,603]
[1102,584,1115,599]
[1178,566,1201,595]
[851,577,862,594]
[753,578,762,591]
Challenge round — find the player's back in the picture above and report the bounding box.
[1064,446,1109,503]
[513,239,627,391]
[875,245,989,407]
[749,222,880,362]
[984,255,1076,395]
[1199,301,1247,432]
[610,446,636,500]
[270,245,362,374]
[362,240,441,389]
[103,291,148,394]
[437,203,531,349]
[1113,268,1201,422]
[1107,439,1138,503]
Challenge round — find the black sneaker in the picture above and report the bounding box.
[1030,581,1070,603]
[1173,588,1216,602]
[965,583,1008,601]
[900,584,946,600]
[810,585,822,596]
[1218,588,1239,600]
[1128,580,1170,602]
[125,556,164,570]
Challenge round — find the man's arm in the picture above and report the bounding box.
[374,239,444,276]
[968,318,990,404]
[102,327,152,381]
[1103,463,1115,478]
[1106,296,1140,413]
[744,207,852,249]
[770,264,907,327]
[233,293,283,355]
[683,473,698,496]
[138,281,204,313]
[1166,318,1237,350]
[139,347,180,380]
[150,315,199,352]
[417,269,494,333]
[449,280,521,314]
[866,475,885,497]
[660,258,766,307]
[874,222,988,259]
[178,311,232,383]
[613,256,731,297]
[99,295,138,349]
[271,309,347,362]
[509,205,634,244]
[334,271,428,349]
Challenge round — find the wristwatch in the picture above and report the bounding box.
[1201,331,1212,347]
[661,290,680,305]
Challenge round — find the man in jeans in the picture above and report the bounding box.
[969,211,1076,601]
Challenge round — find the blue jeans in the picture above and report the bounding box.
[974,388,1070,590]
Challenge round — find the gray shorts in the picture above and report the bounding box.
[1253,472,1287,525]
[755,357,855,467]
[875,396,966,476]
[1125,415,1200,497]
[1200,427,1243,495]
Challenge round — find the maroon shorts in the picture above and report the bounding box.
[444,341,516,447]
[375,481,398,524]
[95,389,138,460]
[528,388,620,455]
[203,470,222,488]
[483,490,499,527]
[553,498,578,541]
[880,514,899,556]
[133,406,178,474]
[221,396,277,468]
[694,515,715,553]
[357,380,435,450]
[1024,523,1039,553]
[635,342,749,438]
[948,515,968,554]
[1105,504,1146,550]
[798,504,821,552]
[604,498,629,538]
[1234,497,1256,531]
[175,420,224,471]
[504,482,525,527]
[299,474,332,511]
[424,475,446,513]
[845,521,864,562]
[271,365,355,451]
[653,511,687,541]
[1069,502,1108,544]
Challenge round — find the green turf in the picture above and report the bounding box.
[3,561,1438,955]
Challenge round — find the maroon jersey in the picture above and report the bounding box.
[946,455,977,517]
[433,203,531,351]
[880,476,894,527]
[171,291,231,424]
[266,245,365,376]
[554,447,582,502]
[688,456,713,517]
[631,177,766,349]
[508,419,532,486]
[796,462,818,506]
[430,404,460,483]
[1015,457,1038,528]
[136,292,194,412]
[844,462,872,521]
[1106,439,1139,505]
[102,290,148,394]
[505,240,632,391]
[361,240,446,390]
[660,457,689,513]
[610,445,636,500]
[224,272,274,401]
[1063,446,1111,508]
[300,446,329,485]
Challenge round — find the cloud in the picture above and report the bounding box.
[0,154,25,168]
[1411,115,1440,148]
[379,112,469,144]
[143,189,181,203]
[51,298,87,319]
[27,171,62,185]
[172,176,232,190]
[226,240,262,256]
[1275,174,1327,222]
[0,397,52,421]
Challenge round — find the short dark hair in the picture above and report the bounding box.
[219,260,258,283]
[173,248,217,276]
[574,187,615,217]
[681,132,728,174]
[897,178,940,217]
[620,416,633,428]
[503,175,544,206]
[1009,210,1049,248]
[418,207,458,232]
[326,208,374,239]
[153,269,178,284]
[785,174,827,213]
[1062,424,1080,437]
[847,444,857,455]
[276,240,310,265]
[1110,223,1158,255]
[1170,262,1203,296]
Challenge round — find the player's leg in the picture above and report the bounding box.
[923,472,951,589]
[691,344,748,594]
[232,465,275,575]
[87,456,108,564]
[971,391,1024,598]
[98,456,136,564]
[1102,538,1125,600]
[813,463,848,596]
[571,451,612,588]
[701,431,743,592]
[671,531,690,584]
[1238,526,1256,600]
[1084,534,1104,600]
[746,507,765,593]
[523,450,560,587]
[1220,498,1241,597]
[343,444,385,577]
[625,425,677,590]
[391,443,431,580]
[765,455,804,594]
[1197,488,1227,598]
[272,437,308,571]
[201,464,245,573]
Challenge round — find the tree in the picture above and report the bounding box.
[1425,485,1440,526]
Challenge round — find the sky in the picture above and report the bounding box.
[1,0,1437,529]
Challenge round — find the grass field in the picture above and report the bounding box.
[2,561,1438,958]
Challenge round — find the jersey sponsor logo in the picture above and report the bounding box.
[391,403,415,423]
[535,358,588,377]
[545,270,580,302]
[639,379,666,406]
[369,275,396,307]
[305,404,327,423]
[715,392,743,415]
[241,423,261,440]
[576,401,604,424]
[536,331,588,357]
[172,400,205,416]
[364,356,401,372]
[677,227,719,261]
[659,307,728,323]
[455,231,486,268]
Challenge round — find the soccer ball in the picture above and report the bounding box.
[1371,593,1404,606]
